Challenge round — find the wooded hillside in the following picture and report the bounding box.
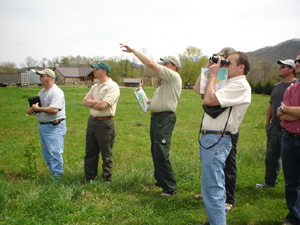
[247,38,300,63]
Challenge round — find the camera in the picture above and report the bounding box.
[209,56,230,65]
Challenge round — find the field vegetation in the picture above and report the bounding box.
[0,85,287,224]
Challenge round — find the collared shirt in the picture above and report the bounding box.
[149,66,182,112]
[36,84,66,122]
[86,78,120,117]
[280,82,300,134]
[201,75,251,134]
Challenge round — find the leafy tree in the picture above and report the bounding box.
[178,46,208,85]
[0,62,18,73]
[106,57,122,83]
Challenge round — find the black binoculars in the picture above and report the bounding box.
[209,56,230,65]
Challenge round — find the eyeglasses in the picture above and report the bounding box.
[40,75,46,78]
[295,59,300,64]
[280,64,291,68]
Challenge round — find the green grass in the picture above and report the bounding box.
[0,85,287,224]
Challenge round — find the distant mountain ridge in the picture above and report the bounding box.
[247,38,300,63]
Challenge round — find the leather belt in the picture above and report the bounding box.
[90,115,114,120]
[201,130,231,135]
[151,111,174,116]
[287,130,300,140]
[40,118,65,125]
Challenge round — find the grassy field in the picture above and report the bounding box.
[0,85,287,225]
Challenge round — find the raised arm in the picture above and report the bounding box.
[120,43,160,74]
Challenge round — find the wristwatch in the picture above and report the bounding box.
[280,105,284,112]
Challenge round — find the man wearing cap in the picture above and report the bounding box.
[256,59,297,189]
[277,52,300,225]
[26,69,66,179]
[82,62,120,183]
[193,47,238,211]
[120,43,182,197]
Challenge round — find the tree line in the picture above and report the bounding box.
[0,46,283,94]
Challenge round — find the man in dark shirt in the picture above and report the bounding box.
[256,59,297,188]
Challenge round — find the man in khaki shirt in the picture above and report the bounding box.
[120,43,182,197]
[82,62,120,182]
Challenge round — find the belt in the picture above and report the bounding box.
[201,130,231,135]
[287,130,300,140]
[151,111,174,116]
[40,118,65,125]
[90,115,114,120]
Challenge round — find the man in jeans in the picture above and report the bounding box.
[26,69,66,180]
[256,59,297,188]
[199,52,251,225]
[194,47,238,211]
[277,52,300,225]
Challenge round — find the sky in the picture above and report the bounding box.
[0,0,299,67]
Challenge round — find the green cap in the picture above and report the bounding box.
[214,47,235,57]
[160,56,181,68]
[91,62,111,73]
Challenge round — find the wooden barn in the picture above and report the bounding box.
[54,67,94,85]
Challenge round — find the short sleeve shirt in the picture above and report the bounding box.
[36,84,66,122]
[86,78,120,117]
[280,82,300,134]
[202,75,251,134]
[149,66,182,112]
[269,80,298,126]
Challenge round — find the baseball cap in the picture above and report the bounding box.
[91,62,111,73]
[160,56,181,68]
[214,47,235,57]
[36,69,55,78]
[277,59,295,68]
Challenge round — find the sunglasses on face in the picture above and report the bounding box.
[295,59,300,64]
[280,64,291,68]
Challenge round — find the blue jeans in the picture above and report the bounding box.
[38,120,67,178]
[282,130,300,225]
[200,131,232,225]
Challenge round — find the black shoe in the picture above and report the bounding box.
[255,182,276,188]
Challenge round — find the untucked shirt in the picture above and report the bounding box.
[280,82,300,134]
[36,84,66,122]
[86,78,120,117]
[201,75,251,134]
[149,66,182,112]
[269,80,298,126]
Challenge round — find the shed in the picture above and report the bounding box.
[123,78,142,87]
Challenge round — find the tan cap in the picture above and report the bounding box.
[36,69,55,78]
[160,56,181,68]
[214,47,235,57]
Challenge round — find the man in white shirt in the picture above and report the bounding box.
[199,52,251,225]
